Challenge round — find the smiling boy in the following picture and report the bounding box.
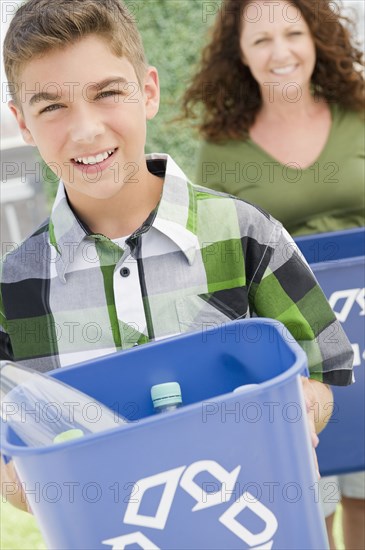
[9,31,163,239]
[0,0,353,512]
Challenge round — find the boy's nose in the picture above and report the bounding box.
[69,109,104,143]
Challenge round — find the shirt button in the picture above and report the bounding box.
[120,267,130,278]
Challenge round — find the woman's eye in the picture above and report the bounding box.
[289,31,302,36]
[254,38,268,45]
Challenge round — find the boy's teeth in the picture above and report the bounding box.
[75,149,114,165]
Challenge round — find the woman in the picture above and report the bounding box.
[182,1,364,548]
[182,0,364,237]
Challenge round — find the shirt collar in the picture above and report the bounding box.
[49,183,88,282]
[49,154,199,281]
[147,153,199,265]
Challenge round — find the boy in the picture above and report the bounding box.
[1,0,353,512]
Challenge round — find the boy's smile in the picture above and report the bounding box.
[71,146,119,176]
[10,35,160,208]
[72,147,117,166]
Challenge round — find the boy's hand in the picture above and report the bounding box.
[301,377,320,479]
[0,455,30,513]
[301,376,330,480]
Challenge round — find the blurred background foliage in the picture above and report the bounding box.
[139,0,216,170]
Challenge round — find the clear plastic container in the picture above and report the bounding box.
[0,360,128,447]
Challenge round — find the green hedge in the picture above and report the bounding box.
[137,0,217,178]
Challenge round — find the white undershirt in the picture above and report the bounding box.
[112,235,130,250]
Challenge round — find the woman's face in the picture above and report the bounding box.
[240,0,316,99]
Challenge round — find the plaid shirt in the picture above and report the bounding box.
[0,154,353,383]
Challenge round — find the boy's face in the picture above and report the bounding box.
[10,35,160,201]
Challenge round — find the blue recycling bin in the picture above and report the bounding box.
[1,319,328,549]
[296,228,365,475]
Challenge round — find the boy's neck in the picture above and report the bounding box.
[66,165,164,240]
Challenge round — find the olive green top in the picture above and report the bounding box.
[196,104,364,236]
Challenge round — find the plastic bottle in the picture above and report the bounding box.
[150,382,182,413]
[0,360,128,447]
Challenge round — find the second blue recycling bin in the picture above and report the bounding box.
[296,228,365,475]
[0,319,328,549]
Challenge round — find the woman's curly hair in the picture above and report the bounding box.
[181,0,364,142]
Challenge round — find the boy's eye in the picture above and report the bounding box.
[39,104,63,114]
[96,90,123,100]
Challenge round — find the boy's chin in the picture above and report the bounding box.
[66,182,128,202]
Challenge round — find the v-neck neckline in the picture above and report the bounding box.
[247,103,336,171]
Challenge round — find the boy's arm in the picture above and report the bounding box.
[0,329,14,361]
[0,294,25,509]
[0,287,14,360]
[249,226,354,389]
[248,225,347,476]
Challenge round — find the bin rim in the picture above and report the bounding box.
[0,318,308,457]
[295,227,365,265]
[295,226,365,242]
[305,256,364,271]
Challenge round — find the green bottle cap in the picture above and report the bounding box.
[151,382,182,409]
[53,429,84,444]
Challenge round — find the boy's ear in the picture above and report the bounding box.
[143,66,160,120]
[8,101,36,146]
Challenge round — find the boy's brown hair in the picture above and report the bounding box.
[3,0,147,105]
